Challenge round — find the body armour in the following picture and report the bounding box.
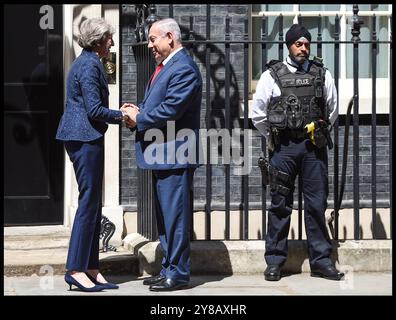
[266,58,327,131]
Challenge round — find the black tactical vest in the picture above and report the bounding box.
[266,58,327,131]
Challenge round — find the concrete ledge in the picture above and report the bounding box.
[4,248,139,277]
[5,231,391,277]
[127,237,392,276]
[98,251,140,276]
[4,248,68,277]
[4,226,141,277]
[122,233,150,254]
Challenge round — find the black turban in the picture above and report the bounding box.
[285,24,312,48]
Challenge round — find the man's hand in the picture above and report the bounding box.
[267,133,274,153]
[120,104,140,128]
[121,103,140,112]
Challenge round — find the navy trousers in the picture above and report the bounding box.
[64,138,104,271]
[265,136,333,269]
[153,168,195,284]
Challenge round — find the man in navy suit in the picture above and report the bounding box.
[124,18,202,291]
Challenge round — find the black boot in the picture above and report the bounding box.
[311,265,345,281]
[264,265,281,281]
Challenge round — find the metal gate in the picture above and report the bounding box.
[124,4,392,241]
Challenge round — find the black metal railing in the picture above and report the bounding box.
[135,43,157,240]
[127,4,158,240]
[127,4,392,241]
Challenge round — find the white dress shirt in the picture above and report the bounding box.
[252,56,338,139]
[161,46,184,66]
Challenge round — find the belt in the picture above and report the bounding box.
[281,129,308,140]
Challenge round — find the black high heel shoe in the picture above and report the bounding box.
[85,272,119,290]
[64,272,104,292]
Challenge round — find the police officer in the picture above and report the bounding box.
[252,24,344,281]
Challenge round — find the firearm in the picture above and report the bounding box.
[304,120,333,149]
[271,128,280,148]
[319,120,333,149]
[258,155,269,186]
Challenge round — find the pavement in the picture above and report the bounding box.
[4,226,392,297]
[4,272,392,296]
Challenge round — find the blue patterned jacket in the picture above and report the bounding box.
[56,49,123,141]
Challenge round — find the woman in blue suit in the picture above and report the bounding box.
[56,18,128,292]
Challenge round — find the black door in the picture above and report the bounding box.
[4,4,64,225]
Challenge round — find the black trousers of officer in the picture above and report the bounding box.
[265,135,333,270]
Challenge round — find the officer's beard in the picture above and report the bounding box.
[290,54,309,65]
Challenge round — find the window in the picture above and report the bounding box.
[250,4,392,114]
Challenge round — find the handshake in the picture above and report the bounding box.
[120,103,140,128]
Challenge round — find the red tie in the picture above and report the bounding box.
[150,63,163,85]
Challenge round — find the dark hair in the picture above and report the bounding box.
[285,24,312,48]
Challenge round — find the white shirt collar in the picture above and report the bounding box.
[286,56,309,72]
[161,47,184,66]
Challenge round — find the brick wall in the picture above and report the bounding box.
[328,125,390,205]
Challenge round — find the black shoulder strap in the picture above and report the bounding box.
[308,60,326,79]
[266,60,291,90]
[311,56,324,67]
[265,59,281,70]
[310,56,328,76]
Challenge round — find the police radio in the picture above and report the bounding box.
[314,69,323,99]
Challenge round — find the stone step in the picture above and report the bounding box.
[4,247,139,277]
[124,234,392,276]
[4,236,70,250]
[4,228,392,277]
[4,226,139,277]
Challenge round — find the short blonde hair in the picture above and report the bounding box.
[77,18,115,50]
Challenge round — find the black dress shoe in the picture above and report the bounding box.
[264,265,281,281]
[149,278,189,291]
[143,274,166,286]
[311,265,345,281]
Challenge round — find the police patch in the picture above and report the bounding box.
[295,78,311,86]
[281,79,295,87]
